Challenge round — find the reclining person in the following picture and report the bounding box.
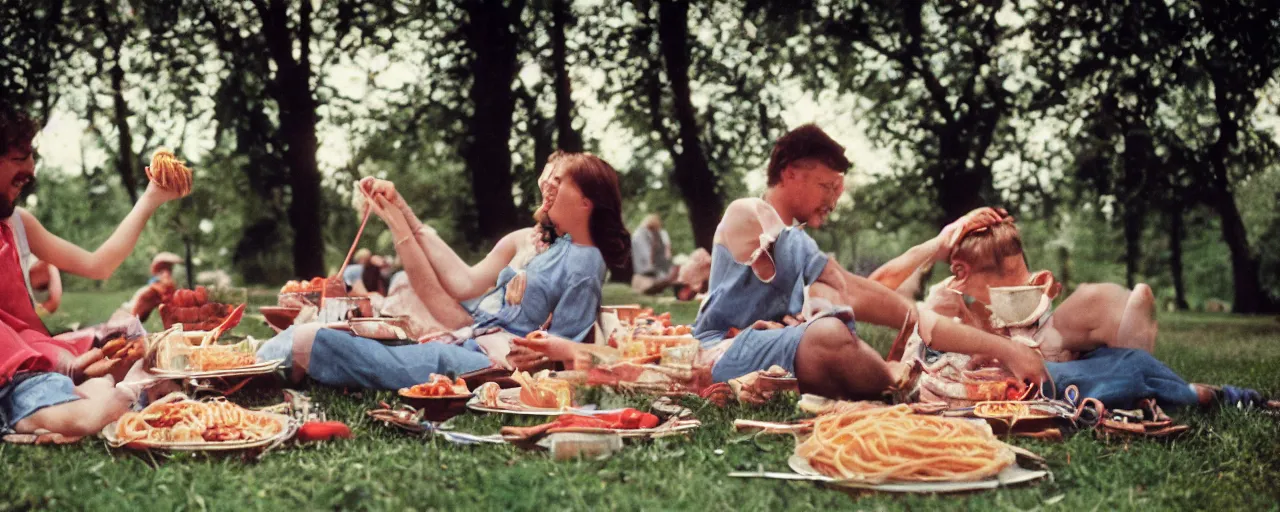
[1,106,181,439]
[875,211,1156,360]
[880,211,1268,409]
[260,152,631,390]
[687,124,1047,401]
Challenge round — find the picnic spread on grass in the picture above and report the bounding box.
[20,295,1232,496]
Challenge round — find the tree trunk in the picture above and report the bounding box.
[1211,191,1270,313]
[1168,201,1188,310]
[109,62,138,204]
[460,0,524,245]
[1205,69,1273,313]
[550,0,582,152]
[658,0,723,251]
[261,0,325,279]
[184,234,195,290]
[934,159,990,227]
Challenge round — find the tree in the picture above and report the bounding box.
[1028,0,1280,312]
[456,0,527,244]
[587,0,783,250]
[0,0,75,121]
[755,0,1023,227]
[137,0,404,279]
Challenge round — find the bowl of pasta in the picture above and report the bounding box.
[398,375,473,422]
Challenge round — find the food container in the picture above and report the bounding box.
[660,342,699,368]
[259,306,302,332]
[601,305,646,325]
[396,389,472,422]
[317,297,373,323]
[987,285,1049,325]
[541,432,623,460]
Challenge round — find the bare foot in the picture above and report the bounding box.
[1117,284,1158,353]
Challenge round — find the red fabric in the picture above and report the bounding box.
[0,222,57,385]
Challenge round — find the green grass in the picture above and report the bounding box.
[4,285,1280,511]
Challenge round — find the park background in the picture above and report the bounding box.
[4,2,1280,510]
[3,0,1279,313]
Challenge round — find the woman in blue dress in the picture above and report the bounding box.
[262,152,631,390]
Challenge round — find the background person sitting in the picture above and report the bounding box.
[125,252,183,322]
[342,248,373,289]
[630,214,679,295]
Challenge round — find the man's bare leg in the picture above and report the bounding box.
[13,376,132,437]
[825,272,1048,383]
[1052,283,1157,353]
[793,317,891,400]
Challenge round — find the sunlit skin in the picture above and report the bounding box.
[284,158,605,381]
[1,126,184,439]
[869,209,1161,357]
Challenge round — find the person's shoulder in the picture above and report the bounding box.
[565,244,607,278]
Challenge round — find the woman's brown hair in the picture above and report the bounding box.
[552,151,631,275]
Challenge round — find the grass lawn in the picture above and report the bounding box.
[4,285,1280,511]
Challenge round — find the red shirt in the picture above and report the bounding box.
[0,221,63,385]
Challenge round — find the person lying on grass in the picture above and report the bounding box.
[876,210,1271,409]
[685,124,1048,401]
[874,209,1158,362]
[0,106,183,440]
[258,152,631,390]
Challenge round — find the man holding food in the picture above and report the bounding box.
[0,105,187,440]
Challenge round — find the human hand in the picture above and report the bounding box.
[511,332,582,363]
[503,344,551,371]
[358,177,401,204]
[750,319,785,330]
[504,271,527,306]
[141,179,187,206]
[1002,342,1048,387]
[936,207,1008,260]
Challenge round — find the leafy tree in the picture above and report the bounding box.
[586,0,785,250]
[753,0,1025,227]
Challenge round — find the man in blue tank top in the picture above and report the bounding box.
[692,125,1048,400]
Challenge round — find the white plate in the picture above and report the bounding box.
[725,455,1047,493]
[150,359,285,380]
[466,387,611,417]
[101,411,297,451]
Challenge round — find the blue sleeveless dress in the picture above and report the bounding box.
[266,236,606,390]
[692,227,856,382]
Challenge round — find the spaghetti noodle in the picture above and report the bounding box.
[795,404,1014,483]
[187,345,257,371]
[147,148,193,196]
[116,398,283,444]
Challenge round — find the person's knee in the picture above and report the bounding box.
[803,317,856,352]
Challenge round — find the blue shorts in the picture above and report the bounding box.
[0,373,81,433]
[1044,347,1199,409]
[711,326,805,383]
[308,329,492,390]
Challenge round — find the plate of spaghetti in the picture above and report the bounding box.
[786,404,1046,491]
[147,327,283,379]
[103,393,295,450]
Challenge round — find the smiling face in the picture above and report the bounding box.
[782,160,845,228]
[0,146,36,219]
